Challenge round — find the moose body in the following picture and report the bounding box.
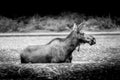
[20,22,96,63]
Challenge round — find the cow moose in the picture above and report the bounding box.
[20,22,96,63]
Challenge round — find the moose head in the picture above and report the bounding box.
[72,21,96,51]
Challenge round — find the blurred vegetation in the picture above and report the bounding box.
[0,12,120,33]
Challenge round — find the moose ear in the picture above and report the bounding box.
[78,22,84,31]
[72,23,78,31]
[78,21,86,31]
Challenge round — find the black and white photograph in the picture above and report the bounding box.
[0,2,120,80]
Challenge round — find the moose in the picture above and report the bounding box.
[20,22,96,63]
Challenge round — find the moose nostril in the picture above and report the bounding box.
[93,39,96,44]
[93,38,96,41]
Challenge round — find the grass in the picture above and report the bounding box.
[0,35,120,63]
[0,49,20,64]
[0,35,120,79]
[0,12,120,33]
[0,62,119,80]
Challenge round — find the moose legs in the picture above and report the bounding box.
[50,55,72,63]
[65,55,72,63]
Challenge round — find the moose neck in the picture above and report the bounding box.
[64,31,80,52]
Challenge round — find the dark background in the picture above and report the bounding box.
[0,1,119,18]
